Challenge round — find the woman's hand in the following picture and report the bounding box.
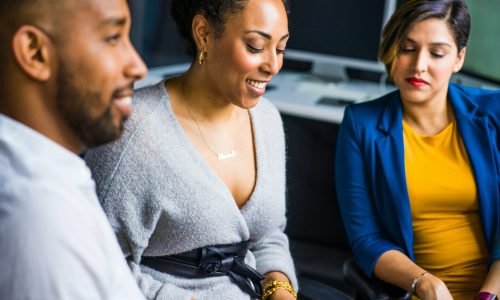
[262,272,296,300]
[268,288,297,300]
[416,273,453,300]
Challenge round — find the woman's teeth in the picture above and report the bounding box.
[247,80,267,89]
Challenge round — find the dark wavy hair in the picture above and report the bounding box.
[171,0,290,58]
[379,0,470,76]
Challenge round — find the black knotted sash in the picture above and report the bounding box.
[139,241,265,298]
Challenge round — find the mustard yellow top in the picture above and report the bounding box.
[403,120,489,300]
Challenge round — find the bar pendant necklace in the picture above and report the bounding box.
[185,100,238,161]
[217,150,236,160]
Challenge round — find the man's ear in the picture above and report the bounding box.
[12,25,52,81]
[192,14,211,51]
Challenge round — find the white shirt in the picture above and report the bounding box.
[0,114,145,300]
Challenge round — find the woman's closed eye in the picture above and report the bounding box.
[246,42,286,55]
[246,43,263,53]
[401,47,415,53]
[429,48,447,58]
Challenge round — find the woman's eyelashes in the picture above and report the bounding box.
[246,43,263,53]
[430,49,446,58]
[246,43,286,55]
[400,47,446,58]
[400,47,415,53]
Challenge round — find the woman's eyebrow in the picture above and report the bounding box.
[245,30,290,41]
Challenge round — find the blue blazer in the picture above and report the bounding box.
[335,83,500,277]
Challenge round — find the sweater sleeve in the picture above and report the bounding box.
[335,106,405,277]
[250,102,298,290]
[85,142,196,300]
[252,223,298,290]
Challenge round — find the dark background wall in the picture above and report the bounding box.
[128,0,190,67]
[128,0,500,84]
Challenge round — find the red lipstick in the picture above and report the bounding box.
[406,77,428,87]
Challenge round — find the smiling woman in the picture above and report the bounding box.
[84,0,298,299]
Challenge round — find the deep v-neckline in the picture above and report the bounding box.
[160,81,261,212]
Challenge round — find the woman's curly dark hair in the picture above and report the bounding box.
[171,0,289,58]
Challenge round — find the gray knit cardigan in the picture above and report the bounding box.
[85,81,297,300]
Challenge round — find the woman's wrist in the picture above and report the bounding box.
[414,272,446,299]
[262,280,297,300]
[266,287,296,300]
[411,271,429,297]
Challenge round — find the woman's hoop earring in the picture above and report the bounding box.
[198,50,206,65]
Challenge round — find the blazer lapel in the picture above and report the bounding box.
[448,85,500,249]
[374,93,414,257]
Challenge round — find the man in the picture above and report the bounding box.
[0,0,147,299]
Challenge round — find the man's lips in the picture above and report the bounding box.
[406,77,428,87]
[111,84,134,117]
[113,96,133,118]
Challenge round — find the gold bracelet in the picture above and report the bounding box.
[262,280,297,300]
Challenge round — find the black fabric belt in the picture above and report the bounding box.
[139,241,265,298]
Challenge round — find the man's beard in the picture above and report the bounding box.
[55,63,127,148]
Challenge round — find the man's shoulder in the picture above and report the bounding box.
[0,179,145,300]
[0,178,89,241]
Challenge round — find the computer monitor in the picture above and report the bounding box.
[285,0,396,79]
[460,0,500,85]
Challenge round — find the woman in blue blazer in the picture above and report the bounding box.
[335,0,499,299]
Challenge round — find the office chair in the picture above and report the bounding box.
[343,258,411,300]
[298,276,353,300]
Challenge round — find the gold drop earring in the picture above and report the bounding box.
[198,50,206,65]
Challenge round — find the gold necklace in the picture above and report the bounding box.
[185,100,238,160]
